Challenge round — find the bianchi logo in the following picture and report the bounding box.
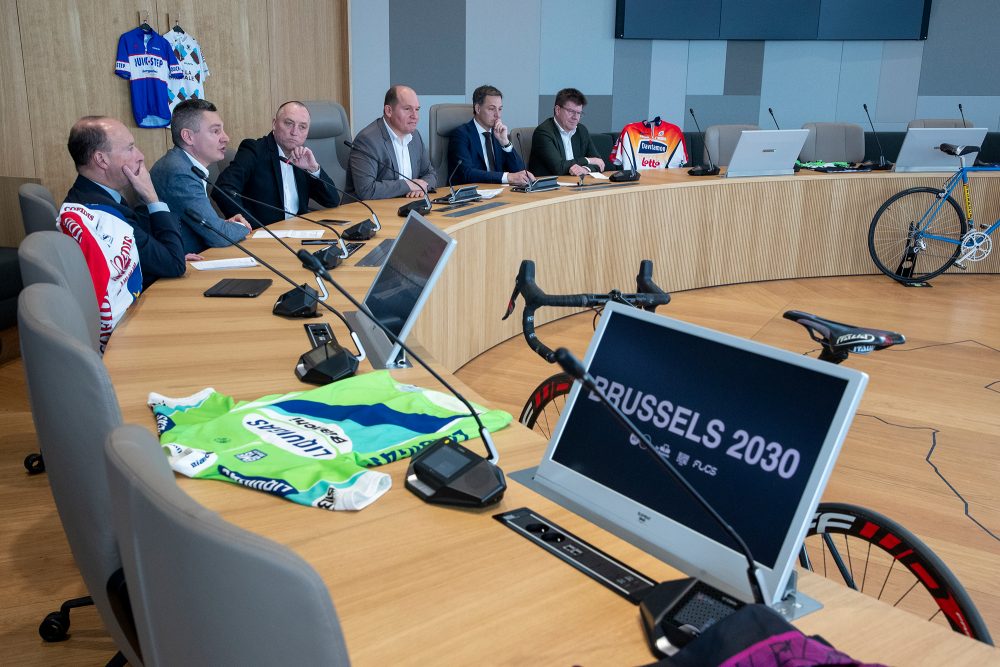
[638,140,667,154]
[241,410,351,460]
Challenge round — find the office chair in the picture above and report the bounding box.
[907,118,974,129]
[303,100,352,192]
[429,103,473,185]
[18,283,140,666]
[799,122,865,163]
[18,182,58,236]
[106,423,352,666]
[510,126,536,166]
[703,124,759,167]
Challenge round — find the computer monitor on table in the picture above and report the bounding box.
[724,129,809,178]
[527,302,867,609]
[344,211,456,368]
[893,127,987,172]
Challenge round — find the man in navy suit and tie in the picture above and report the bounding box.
[447,85,534,186]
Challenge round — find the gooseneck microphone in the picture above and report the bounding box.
[278,156,382,240]
[862,103,892,170]
[610,132,641,183]
[958,103,967,127]
[344,139,432,217]
[767,107,780,130]
[514,132,540,190]
[687,108,720,176]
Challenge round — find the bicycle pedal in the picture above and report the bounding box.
[953,261,967,270]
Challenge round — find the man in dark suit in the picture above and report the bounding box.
[448,85,534,186]
[213,101,340,226]
[529,88,606,177]
[346,85,438,200]
[63,115,187,289]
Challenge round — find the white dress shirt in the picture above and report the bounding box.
[555,118,577,160]
[383,118,413,180]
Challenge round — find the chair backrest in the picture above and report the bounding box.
[799,122,865,162]
[206,146,236,184]
[17,283,140,665]
[907,118,974,129]
[106,423,351,666]
[510,127,535,166]
[428,103,473,184]
[303,100,351,192]
[703,124,759,166]
[18,231,101,352]
[18,182,58,236]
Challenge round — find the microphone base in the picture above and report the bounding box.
[397,200,432,218]
[342,218,377,241]
[405,436,506,508]
[609,170,640,182]
[273,283,320,318]
[687,165,720,177]
[313,246,344,270]
[295,340,360,385]
[640,578,744,657]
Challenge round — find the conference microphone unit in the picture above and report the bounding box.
[344,140,433,217]
[296,252,506,508]
[609,133,641,183]
[862,103,893,171]
[186,208,365,385]
[553,346,771,658]
[277,156,382,241]
[432,159,481,205]
[686,108,720,176]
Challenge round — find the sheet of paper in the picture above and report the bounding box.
[189,257,258,271]
[251,229,324,239]
[478,188,505,199]
[588,172,610,180]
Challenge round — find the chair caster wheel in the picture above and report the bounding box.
[39,611,70,642]
[24,452,45,475]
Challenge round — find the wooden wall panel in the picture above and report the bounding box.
[0,0,35,180]
[156,0,271,145]
[267,0,350,114]
[18,1,169,202]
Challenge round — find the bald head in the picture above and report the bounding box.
[272,101,311,154]
[68,116,144,191]
[383,85,420,136]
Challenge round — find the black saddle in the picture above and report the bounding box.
[783,310,905,364]
[939,143,980,157]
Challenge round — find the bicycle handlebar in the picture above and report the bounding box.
[502,259,671,363]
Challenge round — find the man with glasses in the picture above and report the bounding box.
[529,88,606,176]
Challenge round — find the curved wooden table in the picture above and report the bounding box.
[105,169,1000,665]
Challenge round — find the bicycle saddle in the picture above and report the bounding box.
[783,310,905,364]
[939,143,980,157]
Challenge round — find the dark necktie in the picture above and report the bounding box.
[483,131,497,171]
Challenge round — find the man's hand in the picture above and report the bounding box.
[569,163,590,177]
[406,177,429,198]
[122,163,159,205]
[185,252,204,261]
[586,156,606,172]
[288,146,321,173]
[493,120,510,147]
[227,213,252,231]
[508,170,535,186]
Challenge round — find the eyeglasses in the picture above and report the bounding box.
[558,105,584,118]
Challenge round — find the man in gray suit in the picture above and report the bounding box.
[346,85,438,200]
[150,99,251,254]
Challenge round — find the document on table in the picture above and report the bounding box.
[478,188,505,199]
[251,229,325,239]
[189,257,258,271]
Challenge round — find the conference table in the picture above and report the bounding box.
[104,169,1000,665]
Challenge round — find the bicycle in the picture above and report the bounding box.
[868,143,1000,283]
[504,262,993,644]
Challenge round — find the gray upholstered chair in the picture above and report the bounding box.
[907,118,974,129]
[18,283,139,666]
[206,146,236,184]
[18,231,101,352]
[303,100,352,192]
[106,423,352,666]
[799,122,865,163]
[18,182,58,236]
[428,103,473,185]
[510,126,536,167]
[703,124,759,167]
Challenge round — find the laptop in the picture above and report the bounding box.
[343,211,456,368]
[725,129,809,178]
[893,127,988,172]
[519,302,867,611]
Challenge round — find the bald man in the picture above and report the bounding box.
[214,100,340,226]
[346,85,438,200]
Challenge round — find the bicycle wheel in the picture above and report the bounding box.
[518,372,573,439]
[802,502,992,644]
[868,187,967,283]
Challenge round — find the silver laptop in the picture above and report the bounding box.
[343,211,456,369]
[520,302,867,611]
[725,129,809,178]
[893,127,987,173]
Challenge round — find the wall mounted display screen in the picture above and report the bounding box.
[615,0,932,40]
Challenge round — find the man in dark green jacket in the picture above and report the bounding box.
[529,88,606,176]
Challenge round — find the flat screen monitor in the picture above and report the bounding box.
[893,127,987,173]
[725,129,809,178]
[345,211,456,368]
[530,302,867,606]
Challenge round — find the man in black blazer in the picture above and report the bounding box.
[529,88,606,177]
[213,101,340,226]
[448,85,534,186]
[63,115,186,290]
